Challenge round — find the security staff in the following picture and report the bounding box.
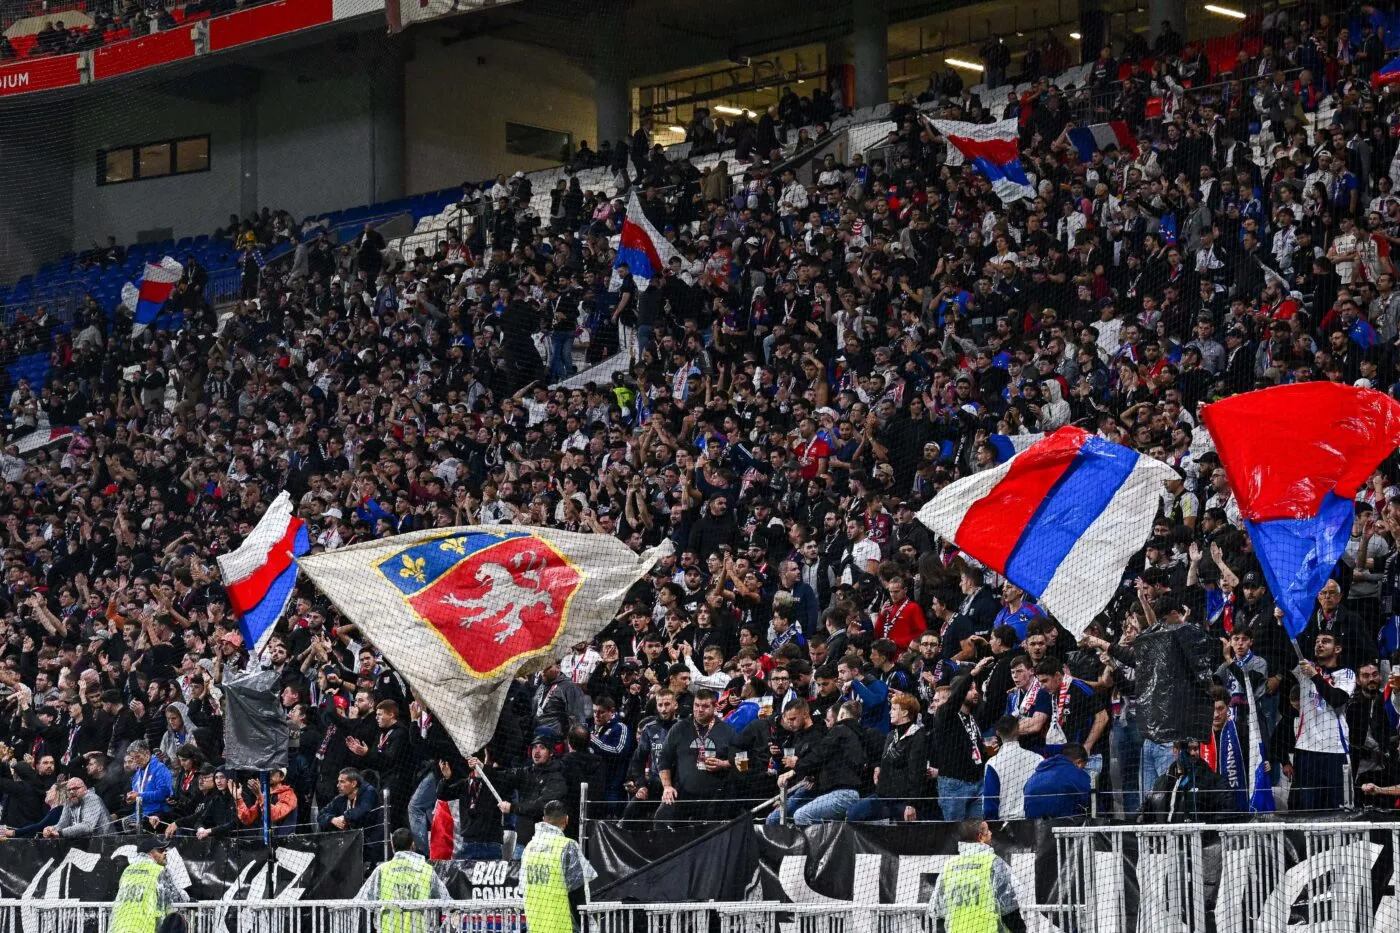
[354,828,449,931]
[928,820,1026,933]
[522,800,595,933]
[111,837,181,933]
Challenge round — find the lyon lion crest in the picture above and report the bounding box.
[378,531,582,676]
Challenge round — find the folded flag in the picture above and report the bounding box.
[1349,317,1379,350]
[929,118,1035,204]
[917,426,1176,636]
[1201,383,1400,639]
[614,190,680,291]
[216,491,310,655]
[123,256,183,335]
[1240,665,1276,813]
[297,527,672,756]
[1066,121,1139,162]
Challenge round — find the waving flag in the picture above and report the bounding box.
[988,432,1044,463]
[614,190,680,290]
[1066,121,1139,162]
[14,421,75,456]
[917,427,1175,636]
[123,256,183,335]
[929,118,1035,203]
[1201,383,1400,639]
[298,527,672,756]
[217,491,310,655]
[1373,53,1400,89]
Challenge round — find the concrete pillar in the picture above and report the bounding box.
[852,0,888,109]
[369,38,406,204]
[595,69,631,149]
[239,88,258,220]
[1149,0,1187,46]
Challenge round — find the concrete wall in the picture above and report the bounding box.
[404,34,597,192]
[67,51,405,250]
[70,84,245,247]
[0,102,76,285]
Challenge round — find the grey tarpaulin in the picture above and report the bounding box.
[222,670,289,771]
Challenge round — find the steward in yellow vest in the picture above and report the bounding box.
[928,820,1026,933]
[112,837,179,933]
[522,800,595,933]
[354,828,450,933]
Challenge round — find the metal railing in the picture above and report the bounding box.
[0,901,529,933]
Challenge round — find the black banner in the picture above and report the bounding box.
[0,832,363,901]
[586,816,1400,930]
[434,859,523,900]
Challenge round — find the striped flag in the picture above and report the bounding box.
[123,256,183,335]
[1066,121,1139,162]
[217,491,310,655]
[929,118,1035,204]
[14,423,75,456]
[917,427,1176,636]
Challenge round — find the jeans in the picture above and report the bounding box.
[549,331,574,381]
[792,788,860,825]
[1293,749,1347,811]
[407,773,437,855]
[635,323,655,358]
[937,776,983,821]
[845,796,913,822]
[1141,740,1179,801]
[1111,716,1142,815]
[458,841,506,860]
[766,786,812,825]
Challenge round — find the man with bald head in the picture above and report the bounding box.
[45,776,112,838]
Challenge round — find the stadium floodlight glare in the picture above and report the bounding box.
[945,58,984,72]
[713,105,746,115]
[669,125,686,133]
[1204,4,1247,18]
[1069,31,1082,40]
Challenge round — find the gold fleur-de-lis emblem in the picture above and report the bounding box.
[439,537,466,556]
[399,555,426,583]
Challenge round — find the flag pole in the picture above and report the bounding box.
[260,770,271,846]
[473,763,504,803]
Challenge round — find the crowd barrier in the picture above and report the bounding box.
[1,900,528,933]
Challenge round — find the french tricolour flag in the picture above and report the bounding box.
[614,191,679,290]
[216,491,310,655]
[1065,121,1139,162]
[1374,54,1400,89]
[917,427,1176,636]
[122,256,183,335]
[930,118,1035,204]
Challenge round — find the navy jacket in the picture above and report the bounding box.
[1022,755,1092,819]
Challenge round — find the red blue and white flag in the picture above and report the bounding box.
[1373,54,1400,89]
[929,118,1035,204]
[614,191,680,290]
[1201,383,1400,639]
[917,426,1175,636]
[1065,121,1139,162]
[298,527,671,756]
[122,256,183,335]
[217,491,310,655]
[14,422,76,456]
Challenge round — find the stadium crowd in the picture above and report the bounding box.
[2,5,1400,863]
[0,1,277,60]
